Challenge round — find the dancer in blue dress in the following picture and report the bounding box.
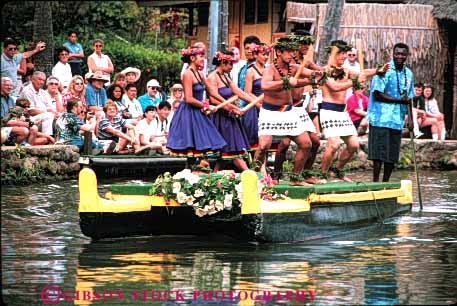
[167,46,226,163]
[206,50,256,172]
[243,43,271,150]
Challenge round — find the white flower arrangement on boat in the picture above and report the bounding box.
[149,170,287,217]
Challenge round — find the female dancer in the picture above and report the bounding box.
[206,50,256,172]
[167,46,226,166]
[243,43,269,150]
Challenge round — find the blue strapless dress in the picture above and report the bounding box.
[211,86,250,159]
[242,78,262,148]
[167,82,226,157]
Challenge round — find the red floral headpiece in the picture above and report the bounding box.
[250,44,272,54]
[181,47,206,57]
[213,51,235,62]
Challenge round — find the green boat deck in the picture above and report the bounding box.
[108,178,402,199]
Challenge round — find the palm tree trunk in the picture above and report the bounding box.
[317,0,345,66]
[32,1,54,76]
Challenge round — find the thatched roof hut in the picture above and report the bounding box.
[286,2,444,83]
[410,0,457,22]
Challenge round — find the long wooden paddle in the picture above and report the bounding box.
[206,95,239,115]
[240,94,264,113]
[407,102,424,210]
[355,39,364,71]
[294,45,315,79]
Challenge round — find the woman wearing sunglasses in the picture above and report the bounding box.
[62,75,86,119]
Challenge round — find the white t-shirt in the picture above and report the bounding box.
[135,118,155,143]
[150,117,170,136]
[121,95,143,119]
[52,62,72,89]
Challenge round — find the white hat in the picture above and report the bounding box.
[86,71,109,82]
[121,67,141,82]
[146,79,161,88]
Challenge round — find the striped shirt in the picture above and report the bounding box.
[98,115,126,140]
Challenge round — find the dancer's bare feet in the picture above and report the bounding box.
[304,176,327,184]
[288,180,312,186]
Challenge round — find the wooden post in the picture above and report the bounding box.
[83,131,92,156]
[317,0,346,66]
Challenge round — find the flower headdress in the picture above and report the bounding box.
[272,38,299,51]
[286,34,315,45]
[324,43,353,54]
[213,51,235,62]
[250,43,272,54]
[181,47,206,57]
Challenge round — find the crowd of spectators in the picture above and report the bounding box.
[1,34,183,154]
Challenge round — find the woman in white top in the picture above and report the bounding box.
[87,39,114,85]
[423,85,445,140]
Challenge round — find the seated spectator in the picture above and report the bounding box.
[346,88,368,135]
[97,100,139,154]
[1,78,36,146]
[55,98,101,150]
[135,105,169,154]
[410,83,425,138]
[423,84,446,140]
[19,71,55,136]
[121,67,141,86]
[166,83,182,122]
[52,46,72,90]
[106,84,127,117]
[45,76,64,114]
[112,72,126,89]
[1,77,16,118]
[121,84,143,122]
[5,97,55,145]
[137,79,163,111]
[62,75,86,111]
[85,71,108,114]
[151,101,171,138]
[167,83,184,105]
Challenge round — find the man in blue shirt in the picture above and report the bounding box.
[237,35,260,108]
[138,79,163,112]
[367,43,414,182]
[63,31,85,77]
[1,37,46,97]
[85,71,108,113]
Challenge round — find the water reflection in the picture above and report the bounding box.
[1,171,456,305]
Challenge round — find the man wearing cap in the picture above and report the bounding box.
[121,67,141,86]
[138,79,163,112]
[85,71,108,113]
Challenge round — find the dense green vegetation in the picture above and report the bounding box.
[2,1,189,91]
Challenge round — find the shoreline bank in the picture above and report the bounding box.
[1,139,456,185]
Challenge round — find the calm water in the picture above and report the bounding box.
[2,170,456,305]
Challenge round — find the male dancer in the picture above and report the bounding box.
[272,31,324,184]
[254,37,316,186]
[319,40,366,182]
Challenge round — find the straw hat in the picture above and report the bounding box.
[121,67,141,82]
[86,71,109,82]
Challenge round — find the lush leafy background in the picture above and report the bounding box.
[1,1,189,92]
